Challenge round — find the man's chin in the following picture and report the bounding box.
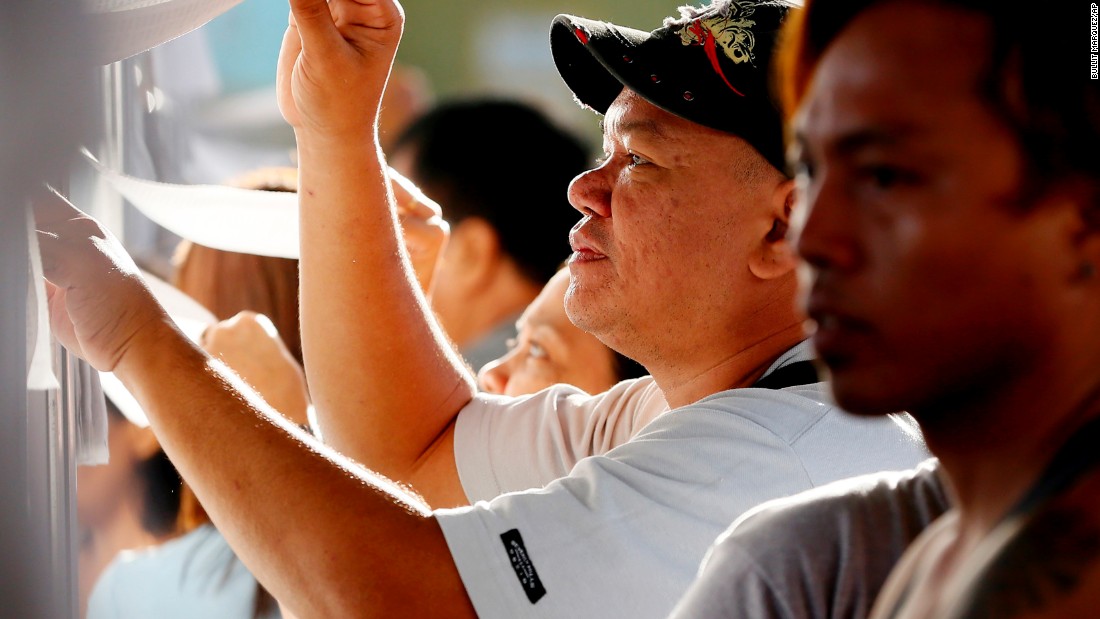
[826,368,908,417]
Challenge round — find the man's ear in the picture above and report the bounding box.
[748,178,799,281]
[446,217,502,288]
[1039,178,1100,286]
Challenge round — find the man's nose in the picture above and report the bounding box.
[567,166,612,219]
[794,176,861,274]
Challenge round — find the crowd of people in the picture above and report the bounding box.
[51,0,1100,617]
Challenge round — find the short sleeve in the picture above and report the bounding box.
[437,405,813,618]
[453,377,668,502]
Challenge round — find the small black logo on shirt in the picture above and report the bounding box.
[500,529,547,603]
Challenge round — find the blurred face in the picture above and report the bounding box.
[565,90,785,364]
[77,411,142,525]
[479,269,620,396]
[793,1,1074,417]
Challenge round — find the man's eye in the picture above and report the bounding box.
[628,152,651,168]
[792,158,814,181]
[528,342,548,360]
[868,166,898,188]
[860,165,918,189]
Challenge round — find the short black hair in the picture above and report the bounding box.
[781,0,1100,225]
[104,400,181,535]
[391,99,592,284]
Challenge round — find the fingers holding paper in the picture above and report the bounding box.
[34,188,173,373]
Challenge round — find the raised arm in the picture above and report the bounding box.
[277,0,474,506]
[37,190,476,618]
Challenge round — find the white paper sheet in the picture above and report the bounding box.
[26,203,60,392]
[91,155,301,259]
[76,356,110,465]
[84,0,246,65]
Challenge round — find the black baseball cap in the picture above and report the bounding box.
[550,0,796,172]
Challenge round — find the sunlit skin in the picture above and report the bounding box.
[478,268,620,396]
[792,2,1100,617]
[567,90,803,408]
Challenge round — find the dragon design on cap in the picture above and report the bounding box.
[678,0,758,96]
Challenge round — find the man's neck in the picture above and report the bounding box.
[435,268,541,350]
[650,323,807,409]
[919,360,1100,540]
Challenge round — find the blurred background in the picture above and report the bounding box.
[151,0,676,174]
[107,0,679,275]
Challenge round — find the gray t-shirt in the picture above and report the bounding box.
[669,460,949,619]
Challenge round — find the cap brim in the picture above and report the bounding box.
[550,15,650,115]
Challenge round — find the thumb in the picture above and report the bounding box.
[33,185,83,228]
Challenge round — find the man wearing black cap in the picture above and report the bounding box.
[36,0,926,617]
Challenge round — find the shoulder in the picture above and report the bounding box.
[653,381,851,444]
[86,526,264,618]
[86,527,217,617]
[710,460,946,569]
[671,464,946,619]
[95,526,240,590]
[948,469,1100,618]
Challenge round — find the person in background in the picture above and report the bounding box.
[173,167,304,365]
[77,398,181,619]
[388,99,590,370]
[377,62,434,153]
[86,312,303,619]
[477,267,647,397]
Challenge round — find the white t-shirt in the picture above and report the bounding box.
[436,342,931,618]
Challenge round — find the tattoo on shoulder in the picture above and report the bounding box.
[954,506,1100,619]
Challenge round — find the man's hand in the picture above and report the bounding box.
[34,188,174,372]
[390,167,449,296]
[277,0,405,136]
[202,312,312,426]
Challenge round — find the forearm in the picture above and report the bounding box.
[296,134,476,482]
[116,319,474,618]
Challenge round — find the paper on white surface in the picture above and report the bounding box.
[76,357,110,465]
[84,0,246,65]
[91,156,301,259]
[26,203,60,392]
[98,268,216,428]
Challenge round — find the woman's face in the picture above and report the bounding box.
[77,410,143,524]
[478,269,621,396]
